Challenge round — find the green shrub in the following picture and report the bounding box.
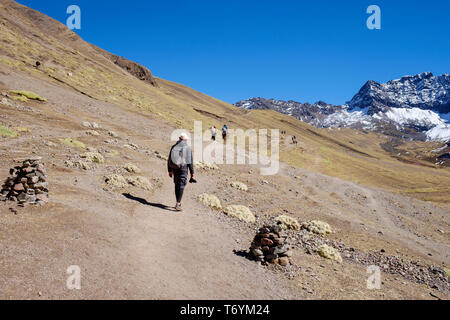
[12,95,28,102]
[10,90,46,102]
[0,125,18,137]
[59,138,86,149]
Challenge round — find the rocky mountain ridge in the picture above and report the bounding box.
[235,72,450,142]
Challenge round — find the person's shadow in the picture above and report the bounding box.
[122,193,173,211]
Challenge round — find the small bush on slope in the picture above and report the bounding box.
[223,205,255,223]
[318,244,342,263]
[302,220,332,236]
[59,138,86,149]
[104,175,152,191]
[197,194,222,209]
[230,181,248,191]
[0,125,18,137]
[10,90,46,101]
[81,152,105,164]
[275,215,301,230]
[124,163,141,173]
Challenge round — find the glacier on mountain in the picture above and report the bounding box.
[426,124,450,141]
[320,109,373,129]
[373,108,446,129]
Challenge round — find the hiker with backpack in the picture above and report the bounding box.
[210,126,217,141]
[292,136,298,145]
[168,133,195,211]
[222,125,228,141]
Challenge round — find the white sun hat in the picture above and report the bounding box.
[179,132,189,140]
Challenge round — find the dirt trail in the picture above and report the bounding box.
[0,168,298,300]
[117,180,297,299]
[349,183,449,260]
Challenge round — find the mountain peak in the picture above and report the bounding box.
[348,72,450,114]
[235,72,450,142]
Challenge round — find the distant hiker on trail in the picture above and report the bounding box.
[222,125,228,141]
[168,133,195,211]
[210,126,217,141]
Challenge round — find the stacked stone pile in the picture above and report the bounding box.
[249,225,293,266]
[0,158,49,206]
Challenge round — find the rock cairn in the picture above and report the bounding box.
[249,225,293,266]
[0,158,48,206]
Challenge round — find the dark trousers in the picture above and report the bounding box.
[173,168,188,203]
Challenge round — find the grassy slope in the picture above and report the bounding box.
[1,0,449,203]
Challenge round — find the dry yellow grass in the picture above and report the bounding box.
[104,174,152,191]
[0,125,17,137]
[302,220,332,236]
[230,181,248,191]
[223,205,255,223]
[10,90,46,101]
[197,194,222,210]
[81,152,105,164]
[318,244,343,263]
[126,176,152,191]
[275,215,301,230]
[124,163,141,173]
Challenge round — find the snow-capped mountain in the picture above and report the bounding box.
[348,72,450,114]
[235,72,450,141]
[234,98,344,123]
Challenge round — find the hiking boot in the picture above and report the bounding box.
[175,203,183,211]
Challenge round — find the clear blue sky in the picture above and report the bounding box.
[17,0,450,105]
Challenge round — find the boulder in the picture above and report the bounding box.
[14,183,24,191]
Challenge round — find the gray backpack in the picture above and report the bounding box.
[169,145,184,170]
